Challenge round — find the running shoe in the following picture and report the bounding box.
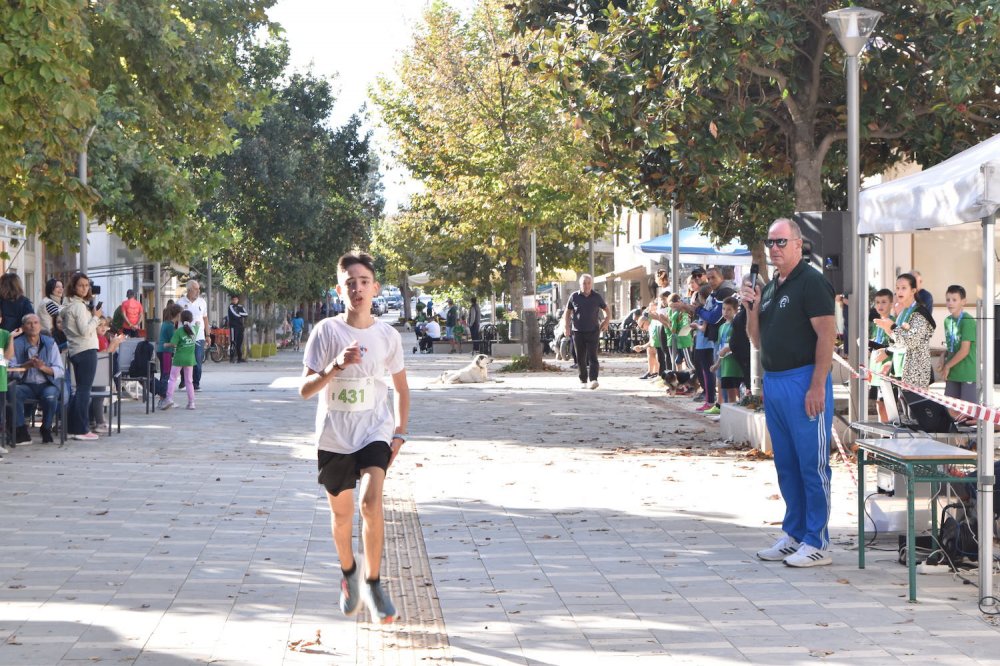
[160,400,175,410]
[756,534,801,561]
[695,402,712,412]
[73,432,99,441]
[339,558,362,616]
[703,405,721,415]
[784,544,832,568]
[588,380,599,390]
[638,372,655,380]
[186,403,196,410]
[362,579,397,624]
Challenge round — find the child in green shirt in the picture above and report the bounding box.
[450,318,467,353]
[940,284,976,406]
[162,310,199,410]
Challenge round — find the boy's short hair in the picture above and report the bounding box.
[874,288,893,300]
[946,284,966,299]
[722,296,739,309]
[337,252,377,279]
[669,293,681,303]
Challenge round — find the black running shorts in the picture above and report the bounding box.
[317,441,391,497]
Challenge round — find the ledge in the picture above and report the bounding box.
[720,403,771,454]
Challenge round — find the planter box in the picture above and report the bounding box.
[490,343,525,357]
[720,403,771,453]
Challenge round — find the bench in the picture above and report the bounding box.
[430,340,476,354]
[856,437,976,602]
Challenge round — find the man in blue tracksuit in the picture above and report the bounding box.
[744,218,836,568]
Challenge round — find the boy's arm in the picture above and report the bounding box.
[389,369,410,467]
[300,339,361,399]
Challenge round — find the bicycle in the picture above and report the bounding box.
[207,328,230,363]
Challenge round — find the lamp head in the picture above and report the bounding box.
[824,6,883,57]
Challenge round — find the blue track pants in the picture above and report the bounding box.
[762,364,833,549]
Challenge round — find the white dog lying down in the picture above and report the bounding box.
[430,354,498,384]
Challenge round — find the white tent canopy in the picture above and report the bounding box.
[859,134,1000,234]
[857,133,1000,604]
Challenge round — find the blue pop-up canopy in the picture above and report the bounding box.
[639,224,752,265]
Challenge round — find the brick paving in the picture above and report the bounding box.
[0,330,997,665]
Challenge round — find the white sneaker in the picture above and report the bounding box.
[783,543,832,568]
[73,432,100,441]
[756,534,801,561]
[588,380,599,390]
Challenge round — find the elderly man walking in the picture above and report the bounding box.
[563,274,610,390]
[743,218,837,568]
[177,281,210,391]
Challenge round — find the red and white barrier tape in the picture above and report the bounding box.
[833,350,996,425]
[830,426,858,486]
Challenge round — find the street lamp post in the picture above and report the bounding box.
[824,6,882,429]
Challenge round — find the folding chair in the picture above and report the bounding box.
[91,351,121,435]
[116,338,156,413]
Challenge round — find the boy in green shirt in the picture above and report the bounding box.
[939,284,976,406]
[450,318,467,353]
[710,297,741,410]
[668,293,694,373]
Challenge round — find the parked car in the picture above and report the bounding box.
[371,296,388,316]
[385,294,403,310]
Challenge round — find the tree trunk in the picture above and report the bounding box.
[401,273,412,321]
[792,122,824,212]
[518,226,543,370]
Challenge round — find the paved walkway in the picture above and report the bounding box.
[0,332,998,664]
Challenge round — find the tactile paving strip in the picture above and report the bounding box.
[355,486,452,665]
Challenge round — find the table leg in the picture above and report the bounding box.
[858,449,866,569]
[907,467,917,602]
[930,481,940,552]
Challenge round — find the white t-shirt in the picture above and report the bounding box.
[177,295,208,341]
[303,316,404,454]
[425,320,441,338]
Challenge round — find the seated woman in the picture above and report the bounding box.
[419,317,442,353]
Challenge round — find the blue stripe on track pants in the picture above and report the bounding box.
[762,364,833,549]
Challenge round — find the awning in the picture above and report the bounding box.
[859,134,1000,234]
[639,224,752,265]
[594,265,646,284]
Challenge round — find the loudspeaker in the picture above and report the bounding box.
[793,211,852,295]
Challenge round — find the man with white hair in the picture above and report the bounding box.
[743,218,836,568]
[562,274,610,389]
[177,280,210,390]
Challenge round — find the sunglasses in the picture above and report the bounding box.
[763,238,795,248]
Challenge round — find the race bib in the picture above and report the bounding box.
[328,376,376,412]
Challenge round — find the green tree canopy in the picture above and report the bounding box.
[372,0,614,366]
[1,0,277,259]
[211,72,384,305]
[513,0,1000,246]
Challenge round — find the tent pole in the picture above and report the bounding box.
[979,213,996,605]
[670,198,681,296]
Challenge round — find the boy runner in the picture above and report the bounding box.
[299,252,410,624]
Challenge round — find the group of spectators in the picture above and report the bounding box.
[414,297,482,354]
[865,269,975,426]
[0,274,219,457]
[613,266,756,413]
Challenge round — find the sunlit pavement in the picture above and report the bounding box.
[0,327,997,664]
